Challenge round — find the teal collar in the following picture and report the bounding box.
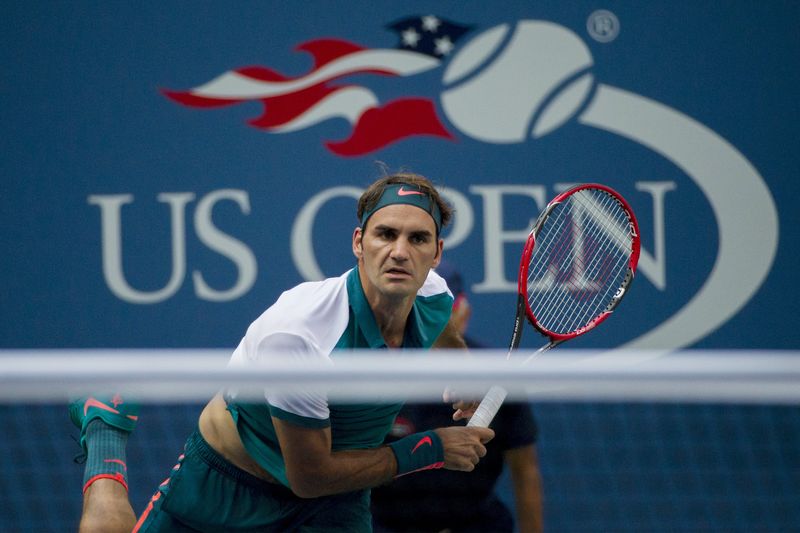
[346,267,423,349]
[346,267,388,348]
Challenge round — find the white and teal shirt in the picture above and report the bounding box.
[226,266,453,488]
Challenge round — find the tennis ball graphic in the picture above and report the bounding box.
[441,21,594,142]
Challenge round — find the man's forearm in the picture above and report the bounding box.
[275,420,493,499]
[433,318,468,349]
[289,445,399,498]
[274,417,399,498]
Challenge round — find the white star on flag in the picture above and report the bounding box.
[421,15,441,32]
[402,27,421,47]
[434,36,454,56]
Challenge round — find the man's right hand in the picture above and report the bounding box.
[434,426,495,471]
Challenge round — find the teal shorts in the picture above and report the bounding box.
[134,430,372,532]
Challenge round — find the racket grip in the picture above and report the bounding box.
[467,386,508,428]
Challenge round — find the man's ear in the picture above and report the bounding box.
[352,227,363,260]
[431,238,444,268]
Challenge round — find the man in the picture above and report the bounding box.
[371,261,543,532]
[71,173,494,532]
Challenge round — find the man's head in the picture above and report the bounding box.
[353,173,452,302]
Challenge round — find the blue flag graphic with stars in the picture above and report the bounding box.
[387,15,474,57]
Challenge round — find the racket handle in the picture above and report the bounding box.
[467,386,508,428]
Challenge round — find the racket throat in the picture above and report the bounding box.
[506,293,528,356]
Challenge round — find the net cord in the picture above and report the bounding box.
[1,349,798,404]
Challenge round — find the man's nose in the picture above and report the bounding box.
[389,238,410,260]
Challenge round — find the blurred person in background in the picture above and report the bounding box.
[371,261,544,533]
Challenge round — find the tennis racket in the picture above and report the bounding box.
[467,183,641,427]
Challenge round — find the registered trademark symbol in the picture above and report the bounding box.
[587,9,620,43]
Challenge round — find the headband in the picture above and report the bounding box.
[360,183,442,234]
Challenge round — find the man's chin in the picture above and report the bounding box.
[381,278,419,296]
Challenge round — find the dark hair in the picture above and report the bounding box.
[357,173,453,234]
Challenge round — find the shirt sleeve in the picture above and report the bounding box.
[257,332,332,423]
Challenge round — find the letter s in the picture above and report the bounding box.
[192,189,257,301]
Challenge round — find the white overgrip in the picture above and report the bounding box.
[467,385,508,427]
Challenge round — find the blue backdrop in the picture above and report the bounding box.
[1,2,798,531]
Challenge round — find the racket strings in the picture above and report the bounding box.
[543,195,629,331]
[543,193,630,331]
[527,189,633,334]
[531,234,622,333]
[560,191,631,331]
[529,214,606,333]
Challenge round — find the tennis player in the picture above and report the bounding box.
[71,172,494,532]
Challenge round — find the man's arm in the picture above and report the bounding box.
[435,316,488,420]
[272,418,494,498]
[505,444,544,533]
[433,315,468,349]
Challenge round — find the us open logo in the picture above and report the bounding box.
[150,15,777,350]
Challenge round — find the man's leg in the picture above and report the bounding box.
[70,395,140,533]
[80,478,137,533]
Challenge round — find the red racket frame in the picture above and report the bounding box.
[518,183,641,344]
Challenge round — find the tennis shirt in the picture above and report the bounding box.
[226,266,453,487]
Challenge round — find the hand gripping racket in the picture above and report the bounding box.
[467,184,641,427]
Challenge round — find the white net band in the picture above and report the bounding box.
[1,349,798,404]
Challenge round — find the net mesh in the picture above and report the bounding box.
[1,351,799,532]
[1,401,798,531]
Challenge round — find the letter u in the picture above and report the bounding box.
[88,193,195,304]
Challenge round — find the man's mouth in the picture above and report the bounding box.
[385,267,411,278]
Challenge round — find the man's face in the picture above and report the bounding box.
[353,204,443,301]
